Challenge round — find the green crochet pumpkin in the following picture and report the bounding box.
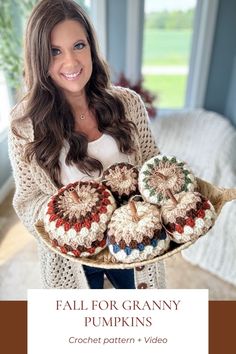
[139,154,197,205]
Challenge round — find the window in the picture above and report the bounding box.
[0,72,11,136]
[142,0,197,109]
[76,0,92,14]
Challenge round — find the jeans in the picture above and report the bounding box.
[83,265,135,289]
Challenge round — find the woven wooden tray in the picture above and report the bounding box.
[34,178,236,269]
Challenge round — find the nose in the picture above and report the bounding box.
[64,50,79,67]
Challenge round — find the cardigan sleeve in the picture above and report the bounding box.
[132,90,160,163]
[8,124,52,239]
[114,86,160,164]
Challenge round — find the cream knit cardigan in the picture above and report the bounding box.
[8,86,166,289]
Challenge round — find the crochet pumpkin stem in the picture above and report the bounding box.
[129,200,139,222]
[69,189,80,203]
[155,171,168,180]
[121,172,127,181]
[166,188,178,205]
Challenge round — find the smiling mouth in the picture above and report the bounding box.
[62,68,82,80]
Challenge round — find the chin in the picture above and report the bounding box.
[61,83,87,96]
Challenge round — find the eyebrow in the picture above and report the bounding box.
[51,39,86,48]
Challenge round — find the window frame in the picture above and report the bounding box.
[125,0,144,84]
[0,71,12,141]
[185,0,219,108]
[91,0,107,58]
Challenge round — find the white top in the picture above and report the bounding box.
[59,133,131,185]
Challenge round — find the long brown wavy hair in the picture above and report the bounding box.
[13,0,136,187]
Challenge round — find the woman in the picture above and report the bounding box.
[9,0,165,289]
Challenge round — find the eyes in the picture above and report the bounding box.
[51,42,86,57]
[75,42,86,50]
[51,48,61,56]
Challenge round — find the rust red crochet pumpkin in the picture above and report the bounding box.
[161,191,216,243]
[44,181,116,257]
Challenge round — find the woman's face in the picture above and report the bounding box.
[48,19,92,99]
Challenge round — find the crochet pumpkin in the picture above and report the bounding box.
[102,162,139,205]
[107,200,170,263]
[139,154,197,205]
[44,181,116,257]
[161,191,216,243]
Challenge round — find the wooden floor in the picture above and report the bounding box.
[1,190,236,300]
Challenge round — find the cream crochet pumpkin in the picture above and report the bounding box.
[102,162,139,205]
[107,200,170,263]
